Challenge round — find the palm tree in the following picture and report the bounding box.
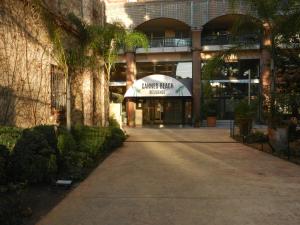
[87,22,148,126]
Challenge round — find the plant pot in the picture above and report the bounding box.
[207,116,216,127]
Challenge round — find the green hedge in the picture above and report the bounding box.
[1,122,125,184]
[71,125,108,158]
[0,123,126,225]
[9,129,57,184]
[0,145,9,185]
[0,126,22,151]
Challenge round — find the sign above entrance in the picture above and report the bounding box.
[124,74,192,97]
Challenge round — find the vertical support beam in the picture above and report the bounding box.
[261,22,272,113]
[82,70,93,126]
[126,52,136,127]
[192,28,202,127]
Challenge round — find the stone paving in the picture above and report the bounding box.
[38,128,300,225]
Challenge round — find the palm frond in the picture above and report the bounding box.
[125,31,149,51]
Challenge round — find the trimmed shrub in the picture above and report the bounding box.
[107,127,126,149]
[0,126,22,151]
[0,145,9,185]
[72,125,107,158]
[33,125,58,150]
[9,129,57,184]
[109,117,121,128]
[246,131,268,143]
[57,130,87,179]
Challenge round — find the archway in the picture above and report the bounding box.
[135,18,191,48]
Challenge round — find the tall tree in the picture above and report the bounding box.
[87,22,148,126]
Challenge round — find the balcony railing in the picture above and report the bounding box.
[202,34,261,46]
[148,37,192,48]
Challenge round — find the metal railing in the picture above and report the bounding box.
[230,115,300,164]
[148,37,191,48]
[202,34,260,46]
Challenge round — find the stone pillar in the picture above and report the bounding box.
[82,0,93,24]
[82,70,93,126]
[126,52,136,127]
[192,28,202,127]
[261,22,272,112]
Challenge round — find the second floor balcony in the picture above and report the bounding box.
[149,37,192,48]
[136,37,192,53]
[202,34,261,51]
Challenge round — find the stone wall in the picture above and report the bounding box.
[46,0,106,25]
[0,0,53,127]
[0,0,107,127]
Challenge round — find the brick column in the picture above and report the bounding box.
[261,22,272,112]
[192,28,202,127]
[126,52,136,127]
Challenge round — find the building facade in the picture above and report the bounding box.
[0,0,107,127]
[106,0,271,126]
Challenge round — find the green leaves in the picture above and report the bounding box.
[202,55,226,80]
[124,31,149,51]
[86,21,148,79]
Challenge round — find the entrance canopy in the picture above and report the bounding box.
[124,74,192,97]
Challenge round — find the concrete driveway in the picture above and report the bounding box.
[38,128,300,225]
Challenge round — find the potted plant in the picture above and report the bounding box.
[201,78,218,127]
[204,99,217,127]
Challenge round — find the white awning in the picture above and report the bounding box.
[124,74,191,97]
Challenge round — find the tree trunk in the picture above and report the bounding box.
[100,69,106,127]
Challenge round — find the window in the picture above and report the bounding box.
[50,65,66,111]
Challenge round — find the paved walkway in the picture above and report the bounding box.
[38,128,300,225]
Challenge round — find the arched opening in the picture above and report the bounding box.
[135,18,191,48]
[202,14,261,46]
[200,14,262,120]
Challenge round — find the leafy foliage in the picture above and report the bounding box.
[9,129,57,184]
[87,21,148,79]
[0,126,22,151]
[106,127,126,149]
[72,125,108,158]
[235,99,257,120]
[57,128,87,179]
[33,125,58,150]
[0,145,9,185]
[246,131,268,143]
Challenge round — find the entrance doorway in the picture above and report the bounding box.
[139,98,192,125]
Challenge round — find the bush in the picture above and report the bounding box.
[0,126,22,151]
[109,117,121,128]
[33,125,58,150]
[246,131,268,143]
[9,129,57,184]
[57,129,87,179]
[0,145,9,185]
[72,125,107,158]
[107,127,126,149]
